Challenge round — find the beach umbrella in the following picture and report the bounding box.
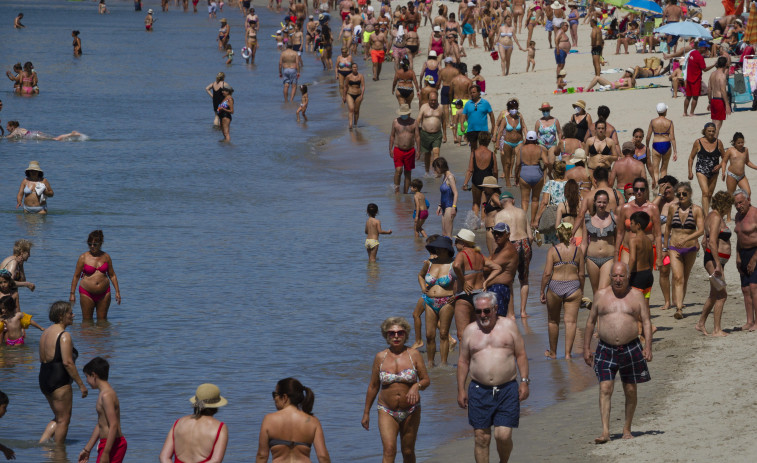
[654,21,712,39]
[625,0,663,14]
[745,2,757,44]
[598,0,630,8]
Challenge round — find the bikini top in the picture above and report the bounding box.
[172,420,225,463]
[670,207,696,230]
[585,212,616,238]
[460,250,483,275]
[554,245,579,267]
[379,350,419,386]
[269,438,312,449]
[425,263,455,288]
[653,122,671,136]
[505,115,521,132]
[500,31,513,37]
[483,195,499,214]
[588,141,612,156]
[82,261,108,276]
[23,185,33,195]
[718,226,732,241]
[348,78,361,86]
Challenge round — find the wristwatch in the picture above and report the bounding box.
[521,377,531,384]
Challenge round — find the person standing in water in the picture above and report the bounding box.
[279,44,302,102]
[145,9,154,31]
[69,230,121,320]
[365,203,392,262]
[79,357,127,463]
[72,31,82,56]
[390,104,420,195]
[17,161,53,214]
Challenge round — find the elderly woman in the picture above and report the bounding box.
[392,58,419,108]
[39,301,87,444]
[362,317,429,463]
[494,98,527,186]
[664,182,705,320]
[433,157,458,237]
[69,230,121,320]
[257,378,330,463]
[1,239,35,291]
[159,383,229,463]
[533,161,568,245]
[17,161,53,214]
[646,103,677,188]
[688,122,725,214]
[696,191,733,336]
[343,63,365,130]
[418,236,456,366]
[515,131,548,224]
[581,190,616,294]
[216,86,234,142]
[205,72,228,126]
[462,133,498,219]
[540,223,584,359]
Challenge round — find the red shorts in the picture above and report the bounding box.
[684,79,701,97]
[341,11,349,21]
[97,436,127,463]
[393,147,416,171]
[710,97,726,121]
[371,49,385,63]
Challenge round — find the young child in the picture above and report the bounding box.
[79,357,127,463]
[296,84,309,122]
[557,69,567,90]
[453,99,467,145]
[365,203,392,262]
[0,271,19,313]
[722,132,755,219]
[410,179,429,238]
[0,391,15,460]
[526,41,536,72]
[0,295,43,346]
[627,211,655,322]
[224,44,234,64]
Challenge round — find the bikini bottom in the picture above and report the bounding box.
[548,279,581,299]
[378,402,419,423]
[587,255,614,268]
[79,286,111,303]
[422,294,455,314]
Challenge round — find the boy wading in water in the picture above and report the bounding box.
[79,357,127,463]
[365,203,392,262]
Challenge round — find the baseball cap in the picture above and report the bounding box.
[492,223,510,233]
[499,191,515,200]
[622,141,635,153]
[525,130,538,141]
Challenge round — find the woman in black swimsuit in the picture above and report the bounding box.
[391,58,419,108]
[584,120,618,172]
[205,72,227,127]
[462,132,498,219]
[38,301,87,444]
[570,100,593,142]
[343,63,365,130]
[688,122,725,214]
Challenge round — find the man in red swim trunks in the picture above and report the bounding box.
[683,40,714,117]
[369,26,388,80]
[708,56,730,137]
[389,104,420,194]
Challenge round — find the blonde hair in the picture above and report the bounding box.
[556,223,573,245]
[380,317,411,337]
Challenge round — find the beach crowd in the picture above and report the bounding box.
[2,0,757,462]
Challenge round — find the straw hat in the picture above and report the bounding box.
[572,99,586,110]
[479,176,500,188]
[539,102,553,111]
[397,104,412,116]
[220,18,227,23]
[25,161,43,176]
[570,148,587,161]
[558,69,567,76]
[625,67,634,74]
[455,229,476,244]
[189,384,228,408]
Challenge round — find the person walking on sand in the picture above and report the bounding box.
[79,357,127,463]
[461,85,494,155]
[697,191,733,336]
[708,57,730,137]
[646,103,678,188]
[734,190,757,331]
[457,291,529,463]
[584,261,652,444]
[683,41,715,117]
[609,142,647,194]
[279,44,302,102]
[369,25,388,81]
[722,133,756,214]
[389,104,420,195]
[417,92,447,176]
[365,203,392,263]
[590,18,604,77]
[495,194,533,319]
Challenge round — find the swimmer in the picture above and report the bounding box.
[1,295,43,347]
[296,84,308,122]
[72,30,82,56]
[365,203,392,262]
[5,121,82,141]
[145,9,154,31]
[14,13,24,29]
[99,0,109,14]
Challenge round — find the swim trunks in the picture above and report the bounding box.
[488,283,511,317]
[739,247,757,287]
[685,79,702,98]
[371,49,385,63]
[593,338,650,384]
[467,380,519,429]
[440,85,451,105]
[282,68,298,85]
[97,436,127,463]
[145,24,152,31]
[629,268,654,299]
[710,97,726,121]
[554,48,567,65]
[511,238,531,283]
[393,146,416,171]
[363,30,374,43]
[420,130,443,153]
[545,19,553,32]
[463,23,475,35]
[591,45,603,56]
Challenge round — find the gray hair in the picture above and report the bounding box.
[734,189,750,200]
[473,291,498,309]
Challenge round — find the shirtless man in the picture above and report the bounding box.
[583,261,652,444]
[293,0,307,22]
[418,84,437,109]
[439,58,461,129]
[279,44,302,102]
[662,0,683,52]
[734,190,757,331]
[616,178,663,272]
[652,175,679,310]
[457,291,529,463]
[544,2,555,48]
[451,63,473,130]
[495,194,533,319]
[574,167,625,230]
[389,104,420,194]
[486,223,519,319]
[362,8,377,59]
[554,21,571,78]
[14,13,24,29]
[290,23,304,54]
[708,56,730,138]
[590,18,604,76]
[145,9,155,31]
[405,4,420,32]
[610,142,647,194]
[369,26,388,81]
[339,0,352,22]
[417,92,447,175]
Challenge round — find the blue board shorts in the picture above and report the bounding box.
[468,380,520,429]
[545,19,553,32]
[463,23,475,35]
[554,48,567,65]
[282,68,298,85]
[489,283,511,317]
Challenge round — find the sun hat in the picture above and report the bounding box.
[25,161,43,176]
[190,384,228,408]
[444,57,454,63]
[426,236,455,255]
[558,69,567,76]
[571,148,587,161]
[572,99,586,110]
[479,176,500,188]
[433,25,441,32]
[148,8,153,13]
[526,130,538,141]
[622,141,635,153]
[428,50,438,57]
[500,191,515,200]
[691,16,700,23]
[397,104,412,116]
[551,1,562,8]
[492,222,510,234]
[468,1,475,6]
[656,102,668,113]
[701,19,710,26]
[220,18,227,23]
[625,67,634,74]
[539,101,553,111]
[556,222,573,231]
[455,229,476,244]
[368,6,374,11]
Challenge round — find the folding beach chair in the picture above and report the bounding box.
[728,71,754,109]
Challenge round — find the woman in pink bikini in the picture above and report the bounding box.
[69,230,121,320]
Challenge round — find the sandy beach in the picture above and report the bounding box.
[356,0,757,460]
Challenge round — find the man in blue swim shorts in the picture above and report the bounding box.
[487,222,518,318]
[457,291,530,463]
[583,261,652,444]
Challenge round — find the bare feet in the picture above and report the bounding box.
[565,353,572,359]
[711,330,729,337]
[622,431,634,440]
[740,322,754,331]
[695,323,708,335]
[545,349,556,359]
[449,337,458,352]
[410,341,424,349]
[520,311,529,318]
[594,435,610,444]
[652,324,658,335]
[660,303,671,310]
[674,308,684,319]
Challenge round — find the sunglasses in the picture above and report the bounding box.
[87,242,102,246]
[271,391,279,399]
[675,192,688,198]
[474,308,492,315]
[386,330,406,337]
[633,187,646,192]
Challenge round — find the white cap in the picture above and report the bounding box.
[428,50,438,57]
[656,102,668,113]
[433,25,441,32]
[444,57,454,63]
[468,1,475,6]
[526,131,538,141]
[702,20,710,25]
[367,6,374,12]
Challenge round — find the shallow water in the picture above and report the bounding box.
[0,2,595,461]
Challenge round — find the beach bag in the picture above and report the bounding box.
[538,203,558,234]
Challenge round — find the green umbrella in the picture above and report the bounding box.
[598,0,630,8]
